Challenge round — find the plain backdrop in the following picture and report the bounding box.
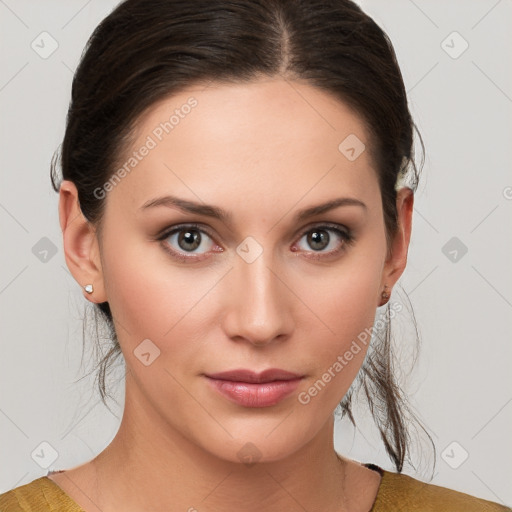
[1,0,511,506]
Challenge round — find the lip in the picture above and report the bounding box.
[204,368,304,408]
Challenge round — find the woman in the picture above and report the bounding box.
[1,0,509,510]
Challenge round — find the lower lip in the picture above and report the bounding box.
[205,376,302,408]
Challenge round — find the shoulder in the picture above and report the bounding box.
[0,476,85,512]
[373,468,511,512]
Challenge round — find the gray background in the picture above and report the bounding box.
[1,0,511,506]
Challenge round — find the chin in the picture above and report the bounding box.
[191,420,314,466]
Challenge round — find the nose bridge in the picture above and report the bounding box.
[224,241,292,345]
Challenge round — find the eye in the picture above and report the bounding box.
[157,224,221,262]
[156,222,354,263]
[293,224,355,259]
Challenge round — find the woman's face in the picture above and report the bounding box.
[62,77,412,464]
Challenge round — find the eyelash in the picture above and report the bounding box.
[156,222,355,262]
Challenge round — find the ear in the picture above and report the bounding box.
[59,180,107,304]
[380,186,414,301]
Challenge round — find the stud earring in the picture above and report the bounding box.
[380,284,390,305]
[84,284,94,294]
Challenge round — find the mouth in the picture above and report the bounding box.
[204,368,304,408]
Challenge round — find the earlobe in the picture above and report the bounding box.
[58,180,107,303]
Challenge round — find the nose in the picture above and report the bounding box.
[221,247,294,347]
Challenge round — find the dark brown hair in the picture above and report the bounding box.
[51,0,435,474]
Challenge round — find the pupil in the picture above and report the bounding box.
[179,230,201,251]
[309,230,329,251]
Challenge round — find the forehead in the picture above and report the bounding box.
[107,78,379,215]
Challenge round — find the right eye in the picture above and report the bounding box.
[157,224,222,262]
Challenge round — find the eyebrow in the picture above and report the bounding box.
[139,194,367,224]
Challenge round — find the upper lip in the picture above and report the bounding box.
[205,368,303,383]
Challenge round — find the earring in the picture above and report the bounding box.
[84,284,94,294]
[380,284,390,305]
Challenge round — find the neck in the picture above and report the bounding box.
[89,374,352,512]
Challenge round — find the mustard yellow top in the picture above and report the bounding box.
[1,464,510,511]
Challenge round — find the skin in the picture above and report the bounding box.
[51,77,413,512]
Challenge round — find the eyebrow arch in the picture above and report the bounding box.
[139,195,367,225]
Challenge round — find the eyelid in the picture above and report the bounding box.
[156,222,216,241]
[297,221,350,237]
[156,221,350,243]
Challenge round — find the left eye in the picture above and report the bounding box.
[294,226,353,255]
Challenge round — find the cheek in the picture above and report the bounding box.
[307,254,380,336]
[100,235,221,355]
[295,258,382,400]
